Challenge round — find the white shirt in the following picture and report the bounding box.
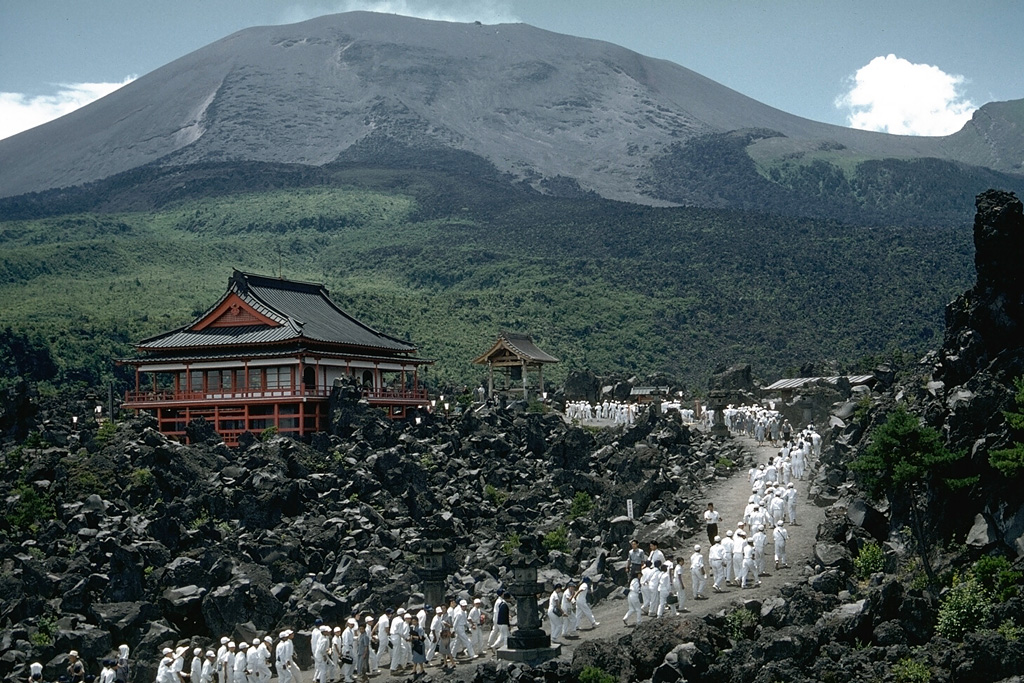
[704,509,721,525]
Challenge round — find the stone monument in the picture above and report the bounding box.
[497,535,560,664]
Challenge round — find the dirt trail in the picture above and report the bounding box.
[551,431,825,658]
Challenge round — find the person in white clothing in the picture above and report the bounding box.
[648,541,665,567]
[389,609,407,673]
[741,538,760,588]
[200,652,216,683]
[774,520,790,569]
[689,545,707,599]
[752,525,768,576]
[732,530,746,581]
[488,590,511,650]
[233,643,248,683]
[375,610,391,672]
[656,562,672,617]
[548,585,565,643]
[190,649,203,683]
[468,599,485,654]
[709,536,726,592]
[623,571,643,626]
[785,482,798,525]
[559,584,577,637]
[574,577,599,628]
[721,532,735,586]
[453,600,477,659]
[640,562,656,615]
[671,557,687,613]
[219,642,236,683]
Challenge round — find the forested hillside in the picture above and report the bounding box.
[0,156,973,391]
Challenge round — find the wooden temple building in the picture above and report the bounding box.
[121,270,431,445]
[473,332,558,399]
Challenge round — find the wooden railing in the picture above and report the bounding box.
[125,386,429,405]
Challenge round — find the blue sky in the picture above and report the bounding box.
[1,0,1021,140]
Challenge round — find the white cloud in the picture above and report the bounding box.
[0,77,136,141]
[280,0,519,26]
[835,54,977,136]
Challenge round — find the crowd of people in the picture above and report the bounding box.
[619,424,817,625]
[564,400,638,425]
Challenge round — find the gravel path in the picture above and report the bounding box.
[550,431,824,659]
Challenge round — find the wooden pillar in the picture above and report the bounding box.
[298,401,305,437]
[522,360,528,400]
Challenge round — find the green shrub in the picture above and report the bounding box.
[854,541,885,580]
[936,576,990,640]
[569,491,595,519]
[9,485,56,533]
[484,483,508,507]
[501,532,521,555]
[997,619,1024,642]
[128,467,155,490]
[30,614,57,646]
[972,555,1022,602]
[94,420,118,446]
[542,524,569,552]
[989,377,1024,476]
[892,657,931,683]
[725,607,759,640]
[260,425,279,442]
[578,666,615,683]
[419,453,437,472]
[716,456,735,469]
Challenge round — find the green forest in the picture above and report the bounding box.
[0,157,976,393]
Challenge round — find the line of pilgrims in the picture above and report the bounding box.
[147,590,521,683]
[564,400,638,425]
[618,426,817,625]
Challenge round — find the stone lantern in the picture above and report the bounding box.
[417,537,450,610]
[709,389,730,438]
[498,535,560,663]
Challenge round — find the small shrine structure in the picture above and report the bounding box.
[120,270,431,445]
[472,332,558,400]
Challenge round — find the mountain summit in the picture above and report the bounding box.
[0,11,1021,204]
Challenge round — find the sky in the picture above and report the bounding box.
[1,0,1021,141]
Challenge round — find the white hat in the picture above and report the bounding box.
[238,643,248,650]
[264,636,273,644]
[714,535,721,542]
[758,525,764,532]
[737,530,746,537]
[460,599,468,606]
[252,639,260,646]
[397,608,406,615]
[788,482,795,488]
[333,626,341,633]
[319,625,331,633]
[205,651,216,658]
[175,646,189,657]
[279,631,289,639]
[694,544,701,551]
[220,637,229,645]
[193,648,202,656]
[364,616,374,623]
[227,642,236,649]
[473,598,481,604]
[725,530,732,537]
[435,607,443,614]
[347,618,357,626]
[162,648,173,656]
[69,651,79,658]
[776,520,784,526]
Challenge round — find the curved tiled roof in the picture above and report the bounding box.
[137,270,417,354]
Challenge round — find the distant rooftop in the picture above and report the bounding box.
[762,375,875,392]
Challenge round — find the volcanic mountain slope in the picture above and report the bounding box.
[1,11,1022,209]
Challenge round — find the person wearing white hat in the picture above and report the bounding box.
[689,545,707,599]
[374,610,391,673]
[201,651,217,683]
[548,584,566,642]
[171,646,190,683]
[233,643,249,683]
[709,536,726,592]
[257,638,273,683]
[732,529,745,582]
[623,571,643,627]
[190,648,203,683]
[219,642,235,683]
[67,651,85,683]
[115,645,131,683]
[340,619,356,683]
[389,609,407,674]
[215,638,229,683]
[753,524,768,576]
[245,640,261,683]
[639,561,655,616]
[774,520,790,569]
[329,627,343,683]
[721,531,735,586]
[469,598,484,654]
[156,651,177,683]
[429,607,445,663]
[453,599,477,659]
[741,538,760,588]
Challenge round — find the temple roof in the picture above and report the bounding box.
[472,332,559,366]
[135,270,418,354]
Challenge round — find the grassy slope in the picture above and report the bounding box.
[0,165,973,390]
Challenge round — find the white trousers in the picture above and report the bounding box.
[624,591,642,625]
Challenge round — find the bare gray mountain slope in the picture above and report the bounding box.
[0,11,1019,202]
